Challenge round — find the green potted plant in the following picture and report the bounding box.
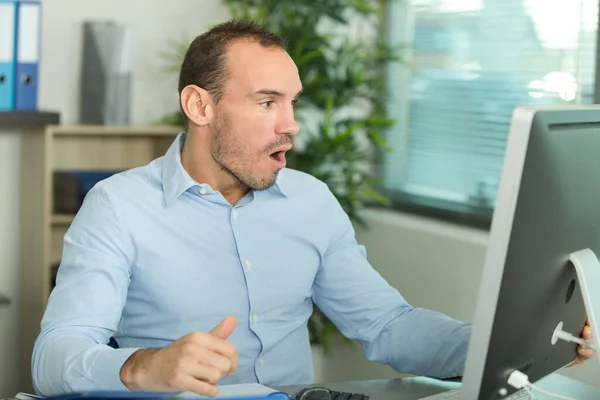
[160,0,400,352]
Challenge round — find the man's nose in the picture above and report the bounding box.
[277,107,300,136]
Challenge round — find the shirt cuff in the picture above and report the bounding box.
[90,348,141,390]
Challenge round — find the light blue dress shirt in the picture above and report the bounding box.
[32,133,471,395]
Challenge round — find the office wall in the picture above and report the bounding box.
[0,1,230,397]
[315,209,600,388]
[38,0,230,125]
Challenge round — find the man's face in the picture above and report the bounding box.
[211,40,302,190]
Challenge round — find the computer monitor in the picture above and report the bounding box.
[460,105,600,399]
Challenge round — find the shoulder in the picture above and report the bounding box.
[276,168,348,222]
[277,168,331,197]
[92,158,163,196]
[83,157,164,210]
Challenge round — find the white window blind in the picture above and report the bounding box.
[383,0,599,215]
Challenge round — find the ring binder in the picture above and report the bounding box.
[14,0,40,111]
[0,0,17,111]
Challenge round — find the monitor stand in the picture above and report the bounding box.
[556,248,600,364]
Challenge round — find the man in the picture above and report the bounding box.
[32,20,594,397]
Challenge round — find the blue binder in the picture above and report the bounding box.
[0,0,17,111]
[14,0,40,111]
[39,391,292,400]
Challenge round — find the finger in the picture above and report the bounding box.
[188,363,228,385]
[578,345,594,360]
[184,333,238,370]
[229,351,239,375]
[179,375,219,397]
[203,335,238,364]
[194,347,235,376]
[210,315,237,340]
[582,325,593,340]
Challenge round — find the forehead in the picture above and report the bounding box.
[224,40,302,94]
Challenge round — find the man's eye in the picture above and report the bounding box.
[260,101,274,108]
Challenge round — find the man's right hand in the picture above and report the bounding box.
[120,315,238,396]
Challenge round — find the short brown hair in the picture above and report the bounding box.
[178,19,286,107]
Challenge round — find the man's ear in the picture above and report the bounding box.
[180,85,215,126]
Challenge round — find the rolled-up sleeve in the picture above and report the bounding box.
[32,183,139,395]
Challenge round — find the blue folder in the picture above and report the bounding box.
[14,0,41,111]
[0,0,17,111]
[39,391,291,400]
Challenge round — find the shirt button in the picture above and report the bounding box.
[259,357,265,365]
[232,210,239,219]
[199,188,207,195]
[245,260,252,270]
[252,313,259,324]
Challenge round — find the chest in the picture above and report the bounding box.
[125,197,324,327]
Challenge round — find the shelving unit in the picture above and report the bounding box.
[50,214,75,225]
[19,124,180,391]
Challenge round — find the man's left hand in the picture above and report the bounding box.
[569,319,594,366]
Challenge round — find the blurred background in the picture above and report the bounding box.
[0,0,599,396]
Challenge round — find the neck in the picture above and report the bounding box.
[181,129,249,205]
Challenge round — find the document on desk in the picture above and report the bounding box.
[179,383,278,398]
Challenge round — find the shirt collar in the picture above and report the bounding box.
[162,132,200,207]
[271,170,288,198]
[162,132,288,206]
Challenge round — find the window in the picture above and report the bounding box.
[382,0,599,226]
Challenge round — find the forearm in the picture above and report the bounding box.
[32,328,139,396]
[361,308,472,379]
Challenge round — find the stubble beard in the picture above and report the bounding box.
[211,111,279,191]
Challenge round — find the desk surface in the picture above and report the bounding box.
[2,373,598,400]
[275,373,600,400]
[276,377,458,400]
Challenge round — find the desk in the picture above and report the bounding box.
[275,373,600,400]
[1,374,598,400]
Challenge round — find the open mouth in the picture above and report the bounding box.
[269,150,287,167]
[270,151,284,160]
